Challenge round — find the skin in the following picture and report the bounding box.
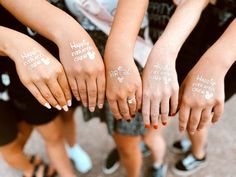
[0,27,77,177]
[0,0,105,112]
[0,26,71,111]
[105,0,148,120]
[179,19,236,134]
[142,0,213,129]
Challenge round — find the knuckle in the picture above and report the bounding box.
[54,91,63,98]
[88,89,97,97]
[79,88,87,95]
[142,111,150,117]
[143,92,150,100]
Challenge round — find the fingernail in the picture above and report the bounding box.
[127,119,131,122]
[132,115,135,118]
[63,105,69,112]
[67,100,72,107]
[162,122,167,126]
[44,103,51,109]
[89,107,95,112]
[138,109,142,113]
[55,105,62,111]
[76,97,80,101]
[118,119,122,122]
[145,124,150,129]
[171,113,177,117]
[83,103,88,107]
[98,103,103,109]
[154,125,158,129]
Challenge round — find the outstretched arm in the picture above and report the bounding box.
[179,19,236,134]
[105,0,148,120]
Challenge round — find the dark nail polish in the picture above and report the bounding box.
[127,119,131,122]
[162,122,167,126]
[171,113,177,117]
[118,119,122,122]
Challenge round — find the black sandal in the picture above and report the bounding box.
[23,163,57,177]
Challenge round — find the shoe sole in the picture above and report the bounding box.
[171,161,208,176]
[102,162,120,175]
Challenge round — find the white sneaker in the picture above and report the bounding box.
[66,144,92,173]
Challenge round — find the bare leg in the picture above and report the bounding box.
[188,127,208,159]
[60,108,92,173]
[0,126,34,176]
[17,121,33,149]
[36,116,76,177]
[143,127,166,165]
[61,108,76,147]
[113,132,141,177]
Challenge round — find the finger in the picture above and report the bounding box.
[136,85,142,111]
[97,74,105,109]
[27,83,51,109]
[108,100,122,120]
[187,108,202,135]
[77,78,88,107]
[197,107,212,131]
[34,82,60,110]
[47,78,68,111]
[170,91,178,116]
[142,93,151,128]
[151,99,160,129]
[179,105,190,132]
[118,99,131,120]
[68,78,80,101]
[160,97,169,126]
[127,95,137,117]
[57,73,72,107]
[212,103,224,123]
[86,78,97,112]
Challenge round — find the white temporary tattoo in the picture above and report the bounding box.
[21,48,50,69]
[192,75,216,100]
[70,39,96,62]
[151,64,172,85]
[110,66,131,83]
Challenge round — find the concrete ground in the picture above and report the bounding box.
[1,95,236,177]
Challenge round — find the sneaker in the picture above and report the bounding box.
[149,164,168,177]
[66,144,92,174]
[172,153,207,176]
[102,148,120,174]
[140,141,151,157]
[171,139,191,154]
[102,142,151,174]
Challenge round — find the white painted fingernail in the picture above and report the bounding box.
[89,107,95,112]
[44,103,51,109]
[98,103,103,109]
[55,105,62,110]
[63,105,69,112]
[67,100,72,107]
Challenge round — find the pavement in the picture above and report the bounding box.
[0,95,236,177]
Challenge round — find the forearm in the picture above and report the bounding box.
[202,19,236,73]
[0,26,19,58]
[155,0,210,56]
[106,0,148,54]
[0,0,85,45]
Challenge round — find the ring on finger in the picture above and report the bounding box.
[127,97,136,104]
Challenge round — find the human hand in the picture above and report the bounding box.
[142,46,179,129]
[105,49,142,120]
[57,27,105,112]
[6,32,71,111]
[179,57,225,134]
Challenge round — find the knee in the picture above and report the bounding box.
[43,129,64,146]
